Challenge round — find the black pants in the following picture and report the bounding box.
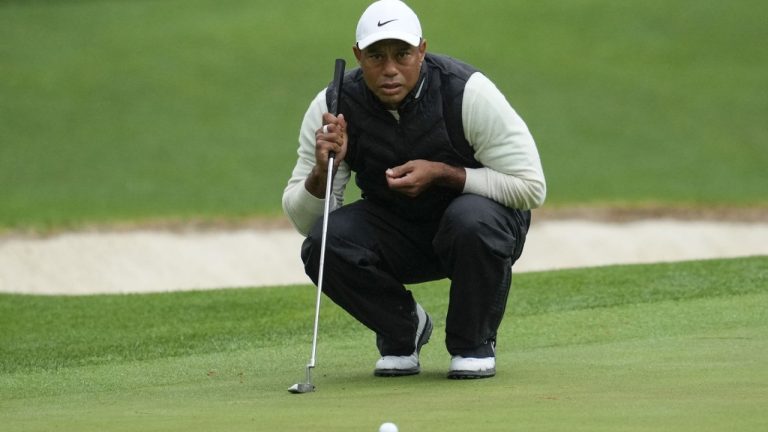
[301,194,530,357]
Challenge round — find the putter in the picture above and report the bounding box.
[289,58,345,394]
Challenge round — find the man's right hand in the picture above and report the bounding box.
[305,113,348,198]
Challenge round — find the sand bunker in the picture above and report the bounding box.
[2,217,766,295]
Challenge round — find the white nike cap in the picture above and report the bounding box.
[356,0,422,50]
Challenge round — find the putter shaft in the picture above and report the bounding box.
[289,154,334,394]
[308,153,334,369]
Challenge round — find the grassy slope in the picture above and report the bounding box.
[1,257,766,431]
[2,0,767,230]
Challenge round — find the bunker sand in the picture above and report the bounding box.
[1,218,767,295]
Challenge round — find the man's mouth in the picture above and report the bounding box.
[380,82,402,95]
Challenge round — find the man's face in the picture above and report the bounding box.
[353,39,427,110]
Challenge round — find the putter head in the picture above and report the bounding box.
[287,382,315,394]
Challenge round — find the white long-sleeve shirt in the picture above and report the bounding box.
[282,72,546,235]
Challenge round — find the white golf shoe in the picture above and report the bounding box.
[374,303,432,377]
[374,353,419,374]
[447,340,497,379]
[447,355,496,379]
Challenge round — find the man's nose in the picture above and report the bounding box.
[382,55,399,76]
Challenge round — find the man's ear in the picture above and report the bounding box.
[353,45,363,64]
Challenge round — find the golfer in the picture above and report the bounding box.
[282,0,546,379]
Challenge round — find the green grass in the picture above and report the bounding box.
[3,5,766,431]
[1,256,767,431]
[2,0,767,230]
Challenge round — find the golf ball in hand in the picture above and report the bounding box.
[379,422,398,432]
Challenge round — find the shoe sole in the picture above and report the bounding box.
[374,313,433,377]
[374,367,420,377]
[447,368,496,380]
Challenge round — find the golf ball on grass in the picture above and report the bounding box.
[379,422,398,432]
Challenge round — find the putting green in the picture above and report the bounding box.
[2,258,766,431]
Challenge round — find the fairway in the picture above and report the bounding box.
[2,257,766,431]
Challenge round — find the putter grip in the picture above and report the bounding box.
[328,58,345,159]
[329,58,345,116]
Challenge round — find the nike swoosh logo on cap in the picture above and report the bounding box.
[377,19,398,27]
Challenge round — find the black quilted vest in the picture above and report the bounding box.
[326,53,483,221]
